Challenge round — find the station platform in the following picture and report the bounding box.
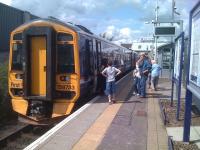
[25,72,171,150]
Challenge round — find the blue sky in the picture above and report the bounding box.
[0,0,199,43]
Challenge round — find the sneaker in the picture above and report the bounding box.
[136,93,140,96]
[132,92,136,95]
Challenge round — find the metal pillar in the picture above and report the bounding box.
[183,89,192,142]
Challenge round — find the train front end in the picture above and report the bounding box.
[8,19,80,124]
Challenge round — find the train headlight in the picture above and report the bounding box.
[65,76,69,81]
[15,74,23,79]
[18,90,24,96]
[60,76,69,81]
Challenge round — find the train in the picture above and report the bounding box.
[8,18,137,125]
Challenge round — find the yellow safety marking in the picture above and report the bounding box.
[72,102,122,150]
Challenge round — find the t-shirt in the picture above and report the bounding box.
[151,64,161,77]
[102,66,121,82]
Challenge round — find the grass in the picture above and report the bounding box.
[0,61,8,100]
[0,61,11,120]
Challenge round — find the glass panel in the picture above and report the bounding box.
[57,44,75,73]
[13,33,22,40]
[12,43,23,71]
[57,33,73,41]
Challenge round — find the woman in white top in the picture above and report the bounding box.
[101,60,121,104]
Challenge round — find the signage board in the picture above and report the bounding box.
[154,26,176,36]
[189,7,200,87]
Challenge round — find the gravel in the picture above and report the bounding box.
[160,99,200,127]
[160,99,200,150]
[173,141,199,150]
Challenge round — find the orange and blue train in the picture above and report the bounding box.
[8,18,137,124]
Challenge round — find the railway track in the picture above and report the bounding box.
[0,121,52,150]
[0,94,96,149]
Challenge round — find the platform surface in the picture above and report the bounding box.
[25,73,169,150]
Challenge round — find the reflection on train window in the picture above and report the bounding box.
[12,43,23,71]
[57,44,75,73]
[57,33,73,41]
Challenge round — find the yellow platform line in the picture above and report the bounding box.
[72,102,122,150]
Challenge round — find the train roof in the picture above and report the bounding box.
[16,18,135,53]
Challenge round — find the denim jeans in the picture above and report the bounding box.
[152,76,159,89]
[140,75,148,97]
[137,78,141,95]
[105,81,116,95]
[133,77,139,94]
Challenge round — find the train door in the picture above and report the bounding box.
[30,36,46,96]
[92,39,97,72]
[96,41,102,70]
[96,41,105,93]
[85,39,93,78]
[90,39,98,93]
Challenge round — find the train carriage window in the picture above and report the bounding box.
[57,33,73,41]
[57,44,75,73]
[12,43,23,71]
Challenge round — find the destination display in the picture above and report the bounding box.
[190,9,200,86]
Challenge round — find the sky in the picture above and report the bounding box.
[0,0,199,43]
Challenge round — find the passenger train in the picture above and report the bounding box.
[8,18,137,124]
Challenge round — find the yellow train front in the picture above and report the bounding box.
[9,19,136,125]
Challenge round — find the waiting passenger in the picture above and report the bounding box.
[145,53,152,89]
[151,60,161,91]
[132,64,140,96]
[137,53,152,98]
[101,60,121,104]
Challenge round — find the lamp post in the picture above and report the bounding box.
[145,0,159,61]
[144,20,157,60]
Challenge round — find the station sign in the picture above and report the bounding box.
[183,1,200,143]
[154,26,176,36]
[173,37,182,79]
[189,5,200,88]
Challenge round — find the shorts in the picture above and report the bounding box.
[104,81,116,95]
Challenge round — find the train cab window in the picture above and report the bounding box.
[13,33,22,40]
[12,43,23,71]
[57,33,73,41]
[57,44,75,73]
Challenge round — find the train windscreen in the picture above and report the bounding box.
[11,43,23,71]
[57,44,75,73]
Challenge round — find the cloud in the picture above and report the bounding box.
[3,0,198,41]
[100,25,142,44]
[0,0,11,5]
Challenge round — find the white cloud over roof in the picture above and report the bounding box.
[0,0,198,42]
